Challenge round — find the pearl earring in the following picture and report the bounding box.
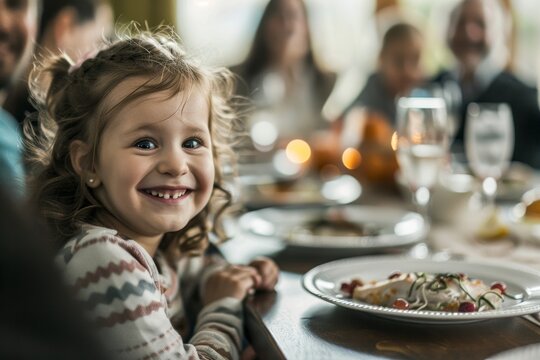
[88,178,95,184]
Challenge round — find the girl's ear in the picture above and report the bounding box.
[70,140,101,188]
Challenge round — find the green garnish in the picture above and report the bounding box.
[477,291,504,309]
[503,292,523,301]
[407,273,426,299]
[427,277,447,291]
[447,273,476,301]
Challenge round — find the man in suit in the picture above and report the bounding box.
[434,0,540,168]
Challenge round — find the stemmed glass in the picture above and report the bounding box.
[396,97,449,231]
[421,80,462,141]
[465,103,514,210]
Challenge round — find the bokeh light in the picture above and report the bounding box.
[251,120,278,151]
[321,175,362,204]
[342,147,362,170]
[391,131,398,151]
[273,150,301,176]
[286,139,311,164]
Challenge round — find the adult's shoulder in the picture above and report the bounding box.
[492,71,537,93]
[0,108,22,149]
[481,70,539,108]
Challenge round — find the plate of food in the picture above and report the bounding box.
[238,205,426,253]
[302,256,540,324]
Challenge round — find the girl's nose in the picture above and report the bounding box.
[157,148,189,177]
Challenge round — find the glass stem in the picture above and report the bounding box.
[481,177,497,210]
[413,186,431,233]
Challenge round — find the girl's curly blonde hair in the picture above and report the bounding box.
[26,27,239,257]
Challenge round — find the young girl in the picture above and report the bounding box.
[27,28,279,359]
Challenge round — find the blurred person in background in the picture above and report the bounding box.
[4,0,113,125]
[0,0,39,196]
[234,0,335,142]
[343,22,424,127]
[433,0,540,168]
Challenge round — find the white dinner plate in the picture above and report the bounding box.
[238,205,426,253]
[302,256,540,324]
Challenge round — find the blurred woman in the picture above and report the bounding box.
[234,0,335,141]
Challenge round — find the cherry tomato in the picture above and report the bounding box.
[458,301,477,312]
[340,282,352,295]
[490,282,507,294]
[340,279,363,296]
[392,298,410,310]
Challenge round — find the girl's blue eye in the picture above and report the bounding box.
[183,138,202,149]
[134,139,157,150]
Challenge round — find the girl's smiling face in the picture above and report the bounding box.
[88,78,215,250]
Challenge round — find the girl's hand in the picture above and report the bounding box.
[203,265,261,305]
[248,257,279,291]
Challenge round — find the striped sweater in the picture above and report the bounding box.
[57,224,243,359]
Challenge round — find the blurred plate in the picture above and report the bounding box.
[238,205,426,253]
[239,174,362,208]
[497,162,536,201]
[302,256,540,324]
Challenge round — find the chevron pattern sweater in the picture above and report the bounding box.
[57,224,243,359]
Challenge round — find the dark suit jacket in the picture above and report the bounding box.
[433,70,540,169]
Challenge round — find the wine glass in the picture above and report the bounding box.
[396,97,449,230]
[465,103,514,209]
[414,81,462,141]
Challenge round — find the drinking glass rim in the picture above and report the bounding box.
[398,97,446,109]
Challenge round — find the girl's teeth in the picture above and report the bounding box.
[145,189,187,199]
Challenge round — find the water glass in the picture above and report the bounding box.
[396,97,449,229]
[465,102,514,208]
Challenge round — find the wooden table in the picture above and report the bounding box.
[221,189,540,359]
[245,271,540,360]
